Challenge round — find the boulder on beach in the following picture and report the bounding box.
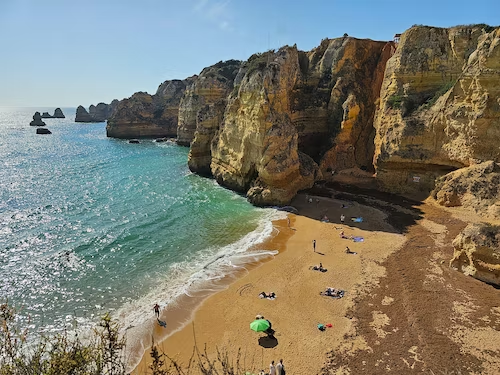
[36,128,52,134]
[30,112,46,126]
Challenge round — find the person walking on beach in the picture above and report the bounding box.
[153,303,160,318]
[269,360,276,375]
[313,239,316,252]
[340,214,345,224]
[276,359,285,375]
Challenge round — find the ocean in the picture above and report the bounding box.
[0,107,281,340]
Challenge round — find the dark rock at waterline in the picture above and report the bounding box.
[129,139,140,144]
[155,138,168,143]
[36,128,52,134]
[30,112,46,126]
[41,112,52,118]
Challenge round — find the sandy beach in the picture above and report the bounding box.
[130,186,500,374]
[131,192,407,374]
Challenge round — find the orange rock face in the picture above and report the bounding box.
[209,38,390,205]
[374,25,500,199]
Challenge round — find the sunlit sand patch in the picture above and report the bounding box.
[370,311,391,338]
[381,296,394,305]
[451,325,500,375]
[401,345,424,370]
[419,219,448,247]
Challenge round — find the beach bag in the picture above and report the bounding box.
[317,324,325,331]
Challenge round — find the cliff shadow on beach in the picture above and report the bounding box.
[292,182,424,235]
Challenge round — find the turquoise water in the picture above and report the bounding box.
[0,107,280,336]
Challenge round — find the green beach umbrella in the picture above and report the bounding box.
[250,319,270,332]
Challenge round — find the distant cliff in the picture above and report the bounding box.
[76,101,118,123]
[106,80,192,138]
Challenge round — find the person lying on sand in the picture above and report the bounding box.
[312,263,327,272]
[259,292,276,300]
[320,287,345,298]
[339,231,353,240]
[345,246,357,254]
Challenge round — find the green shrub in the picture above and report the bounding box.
[387,94,403,109]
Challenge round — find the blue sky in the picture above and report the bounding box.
[0,0,498,107]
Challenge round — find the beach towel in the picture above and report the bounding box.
[352,236,364,242]
[351,217,363,223]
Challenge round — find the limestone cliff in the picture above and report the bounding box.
[106,80,190,138]
[208,37,390,205]
[374,25,500,199]
[451,223,500,286]
[182,60,242,176]
[432,161,500,219]
[178,60,241,148]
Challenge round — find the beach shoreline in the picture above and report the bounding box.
[125,215,295,372]
[131,192,406,374]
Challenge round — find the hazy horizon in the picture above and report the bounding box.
[1,0,498,107]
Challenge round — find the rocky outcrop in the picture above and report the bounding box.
[76,101,117,122]
[30,112,46,126]
[432,161,500,219]
[374,25,500,199]
[451,223,500,286]
[53,108,65,118]
[75,105,94,122]
[183,60,242,175]
[209,37,390,205]
[106,80,191,138]
[40,108,65,119]
[36,128,52,134]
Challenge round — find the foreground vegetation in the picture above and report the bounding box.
[0,303,264,375]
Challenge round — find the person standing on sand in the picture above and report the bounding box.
[313,239,316,252]
[153,303,160,318]
[269,360,276,375]
[276,359,285,375]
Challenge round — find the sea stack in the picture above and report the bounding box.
[53,108,65,118]
[36,128,52,134]
[75,105,93,122]
[40,112,52,118]
[30,112,46,126]
[75,102,117,122]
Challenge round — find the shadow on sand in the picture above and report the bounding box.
[258,335,278,348]
[292,182,425,235]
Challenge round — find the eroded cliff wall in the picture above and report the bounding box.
[374,25,500,198]
[106,80,190,138]
[209,38,390,205]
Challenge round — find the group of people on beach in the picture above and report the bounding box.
[266,359,285,375]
